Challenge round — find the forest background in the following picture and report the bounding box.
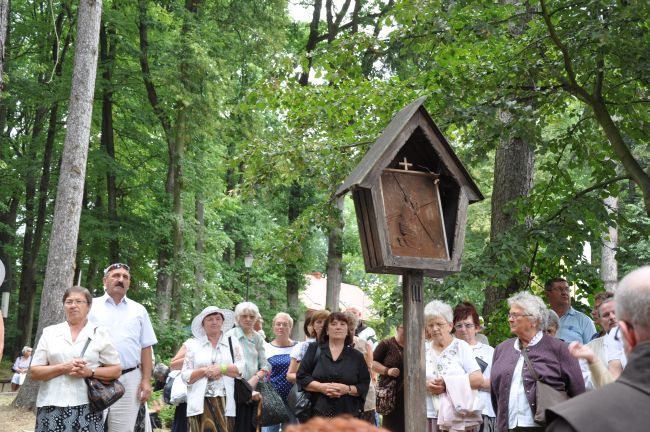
[0,0,648,368]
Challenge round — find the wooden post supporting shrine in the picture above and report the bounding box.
[403,270,426,432]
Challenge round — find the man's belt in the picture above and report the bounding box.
[122,365,140,375]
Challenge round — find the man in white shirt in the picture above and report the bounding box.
[89,263,158,432]
[345,307,378,349]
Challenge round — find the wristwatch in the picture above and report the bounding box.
[90,368,96,378]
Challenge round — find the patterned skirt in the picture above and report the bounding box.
[35,404,104,432]
[188,397,230,432]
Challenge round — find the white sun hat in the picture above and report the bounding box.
[191,306,235,339]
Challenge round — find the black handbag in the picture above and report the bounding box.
[256,379,290,426]
[80,329,126,412]
[289,344,321,422]
[228,336,254,404]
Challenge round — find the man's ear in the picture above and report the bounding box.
[618,320,638,351]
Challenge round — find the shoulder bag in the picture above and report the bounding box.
[288,344,321,423]
[228,336,254,404]
[80,328,126,412]
[520,344,569,425]
[375,338,402,415]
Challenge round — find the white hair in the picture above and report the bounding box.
[234,302,260,325]
[616,266,650,338]
[272,312,294,327]
[544,309,560,331]
[22,346,33,355]
[424,300,453,324]
[508,291,547,330]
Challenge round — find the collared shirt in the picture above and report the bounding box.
[508,331,543,429]
[224,326,270,380]
[31,321,120,408]
[558,307,597,344]
[604,326,627,368]
[88,293,157,369]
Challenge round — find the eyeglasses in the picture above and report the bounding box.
[454,323,476,330]
[508,312,532,319]
[548,287,570,294]
[64,299,89,306]
[103,263,130,276]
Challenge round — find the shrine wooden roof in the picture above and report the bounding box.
[336,96,484,202]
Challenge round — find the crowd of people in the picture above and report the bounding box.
[8,262,648,432]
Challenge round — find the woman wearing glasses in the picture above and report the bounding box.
[263,312,298,431]
[424,300,483,432]
[30,286,121,432]
[491,292,585,432]
[453,302,495,432]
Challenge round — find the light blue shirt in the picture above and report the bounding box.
[558,307,597,344]
[224,326,270,380]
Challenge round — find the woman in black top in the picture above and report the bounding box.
[297,311,371,419]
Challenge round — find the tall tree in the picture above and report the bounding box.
[14,0,103,410]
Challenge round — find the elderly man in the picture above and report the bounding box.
[89,263,158,432]
[345,307,378,349]
[546,266,650,431]
[544,277,596,344]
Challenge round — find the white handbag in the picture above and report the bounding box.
[168,370,188,405]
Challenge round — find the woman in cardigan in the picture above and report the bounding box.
[182,306,245,432]
[297,311,370,419]
[491,292,585,432]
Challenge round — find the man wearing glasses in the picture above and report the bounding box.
[546,266,650,431]
[544,277,596,344]
[89,263,158,432]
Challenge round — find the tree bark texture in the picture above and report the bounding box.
[287,181,303,340]
[601,196,618,291]
[483,135,534,318]
[325,195,344,312]
[0,0,7,87]
[13,0,102,411]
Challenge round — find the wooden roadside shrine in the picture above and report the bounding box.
[336,96,483,432]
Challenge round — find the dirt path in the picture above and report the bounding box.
[0,393,36,432]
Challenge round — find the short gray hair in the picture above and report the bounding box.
[508,291,547,329]
[616,266,650,338]
[544,309,560,332]
[424,300,453,324]
[272,312,294,327]
[234,302,260,325]
[22,346,33,355]
[343,310,359,331]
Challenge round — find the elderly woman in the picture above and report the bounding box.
[544,309,561,338]
[491,292,585,432]
[182,306,244,432]
[373,324,405,432]
[11,346,32,391]
[425,300,483,432]
[287,309,330,384]
[30,286,121,432]
[453,302,495,432]
[225,302,270,431]
[297,311,370,419]
[263,312,298,432]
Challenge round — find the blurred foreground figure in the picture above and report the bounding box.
[285,416,389,432]
[547,266,650,431]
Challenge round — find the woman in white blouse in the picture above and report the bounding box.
[30,286,121,432]
[182,306,244,432]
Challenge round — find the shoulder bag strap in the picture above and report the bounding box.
[80,327,97,357]
[228,336,235,363]
[520,343,541,382]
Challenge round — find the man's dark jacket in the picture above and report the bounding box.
[546,340,650,432]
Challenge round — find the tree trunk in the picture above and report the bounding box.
[325,195,344,311]
[194,194,205,315]
[287,181,303,340]
[483,135,535,318]
[601,195,618,291]
[100,17,120,263]
[0,0,7,87]
[13,0,102,410]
